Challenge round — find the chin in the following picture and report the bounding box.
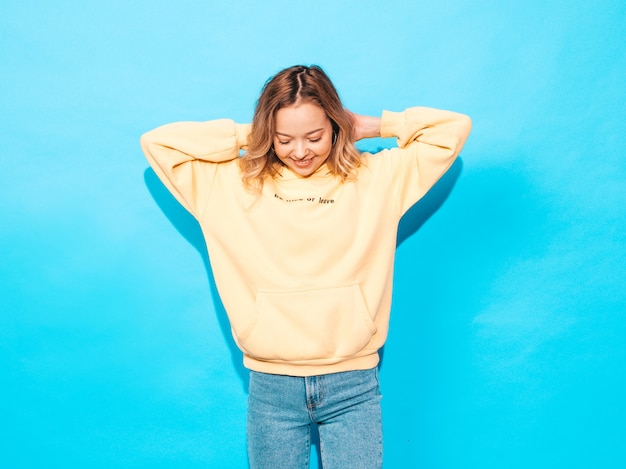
[292,166,317,177]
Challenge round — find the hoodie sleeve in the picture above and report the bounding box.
[379,107,472,215]
[140,119,251,217]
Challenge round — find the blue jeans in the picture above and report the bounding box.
[247,368,383,469]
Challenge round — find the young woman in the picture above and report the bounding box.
[141,65,471,468]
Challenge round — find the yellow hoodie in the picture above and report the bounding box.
[141,107,471,376]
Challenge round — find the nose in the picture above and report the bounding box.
[293,140,308,159]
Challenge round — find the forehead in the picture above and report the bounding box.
[275,102,330,134]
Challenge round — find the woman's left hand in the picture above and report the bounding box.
[346,110,381,142]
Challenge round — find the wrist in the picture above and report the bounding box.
[363,116,381,138]
[355,115,381,140]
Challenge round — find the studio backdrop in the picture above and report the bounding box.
[1,1,625,467]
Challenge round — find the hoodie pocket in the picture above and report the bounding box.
[238,284,377,362]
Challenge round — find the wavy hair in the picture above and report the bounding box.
[239,65,361,193]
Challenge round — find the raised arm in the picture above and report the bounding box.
[140,119,251,217]
[381,107,471,154]
[363,106,472,214]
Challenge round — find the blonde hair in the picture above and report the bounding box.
[239,65,361,193]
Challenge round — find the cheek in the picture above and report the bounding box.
[318,140,333,157]
[273,147,289,161]
[272,139,287,158]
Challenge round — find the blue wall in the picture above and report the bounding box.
[2,1,625,467]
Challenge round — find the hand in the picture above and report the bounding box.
[346,110,381,142]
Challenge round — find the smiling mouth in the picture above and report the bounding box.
[292,157,315,167]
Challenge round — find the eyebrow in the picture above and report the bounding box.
[275,128,325,138]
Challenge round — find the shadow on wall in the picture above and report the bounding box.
[143,168,249,392]
[380,157,463,370]
[143,157,462,389]
[396,157,463,246]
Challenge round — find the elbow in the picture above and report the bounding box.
[140,131,153,148]
[140,131,158,155]
[455,114,472,153]
[460,114,473,137]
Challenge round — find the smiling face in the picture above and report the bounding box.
[273,101,334,177]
